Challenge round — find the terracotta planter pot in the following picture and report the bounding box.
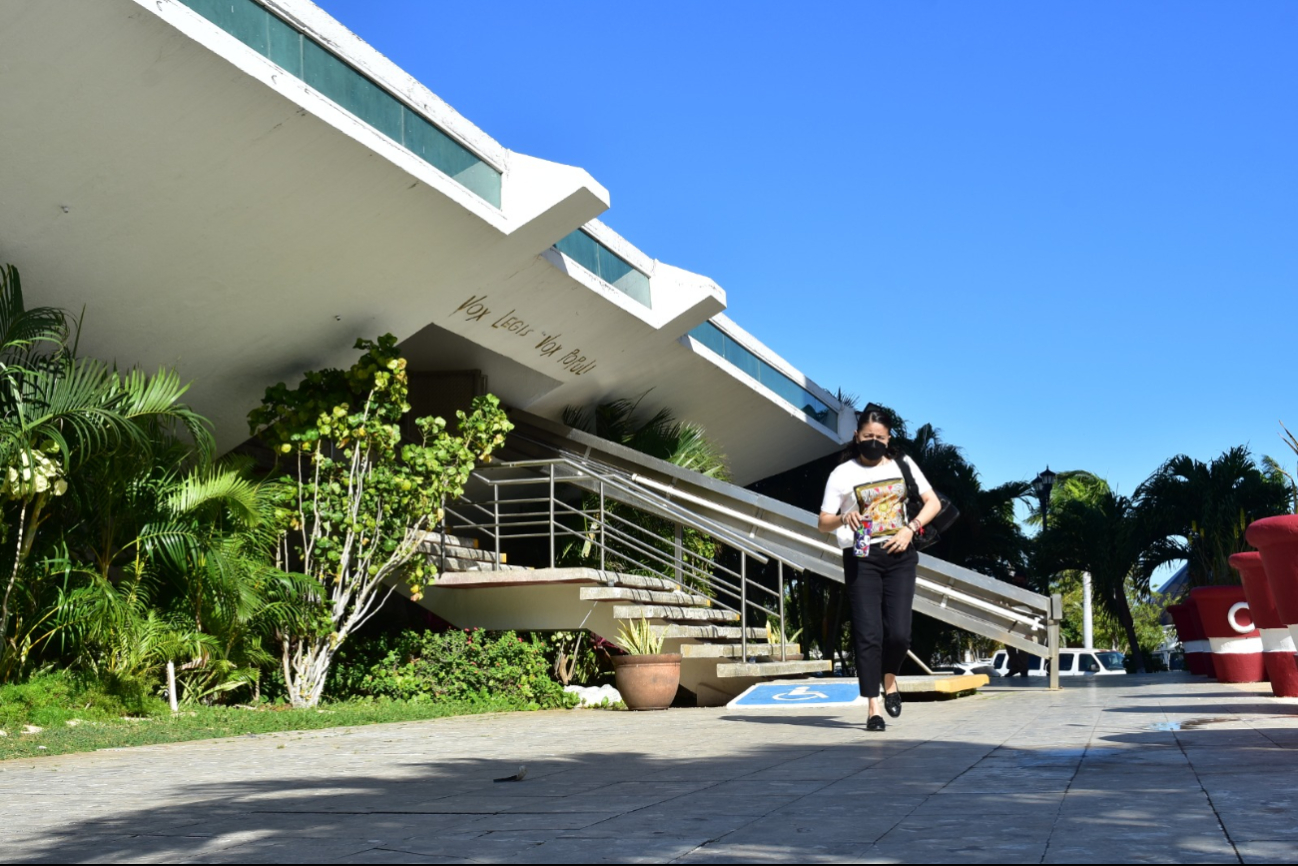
[1167,601,1215,677]
[1231,551,1298,697]
[1189,586,1266,683]
[612,653,682,710]
[1246,515,1298,646]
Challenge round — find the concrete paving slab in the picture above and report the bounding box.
[5,673,1296,863]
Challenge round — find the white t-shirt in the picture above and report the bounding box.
[821,455,933,549]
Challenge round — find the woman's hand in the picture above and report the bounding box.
[841,510,863,532]
[881,527,915,553]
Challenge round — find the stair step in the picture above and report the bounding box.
[421,543,500,563]
[678,643,801,659]
[580,587,714,607]
[435,556,525,573]
[596,574,685,593]
[418,532,481,550]
[715,660,833,679]
[613,604,738,623]
[655,625,768,641]
[435,560,529,577]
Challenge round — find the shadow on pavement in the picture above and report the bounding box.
[6,712,1297,864]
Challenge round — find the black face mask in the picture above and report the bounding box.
[856,439,888,461]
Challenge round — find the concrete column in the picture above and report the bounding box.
[1082,571,1094,649]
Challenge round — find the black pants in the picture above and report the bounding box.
[842,546,918,699]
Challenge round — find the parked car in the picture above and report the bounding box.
[991,648,1127,677]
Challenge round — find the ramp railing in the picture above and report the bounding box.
[441,457,799,661]
[445,412,1064,686]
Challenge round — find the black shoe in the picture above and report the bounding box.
[866,715,886,732]
[884,690,902,718]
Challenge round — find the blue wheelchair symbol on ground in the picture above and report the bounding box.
[728,681,864,709]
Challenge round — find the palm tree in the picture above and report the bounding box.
[55,461,307,702]
[562,395,729,480]
[900,422,1031,583]
[0,263,212,678]
[561,395,729,593]
[1036,491,1150,672]
[1137,447,1290,588]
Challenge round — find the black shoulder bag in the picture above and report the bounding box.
[895,456,959,551]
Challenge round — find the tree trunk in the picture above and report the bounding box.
[285,638,336,708]
[1112,592,1146,673]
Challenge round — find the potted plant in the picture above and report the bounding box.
[611,617,681,710]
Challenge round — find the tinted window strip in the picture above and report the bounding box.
[688,322,836,428]
[178,0,501,207]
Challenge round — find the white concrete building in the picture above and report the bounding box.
[0,0,1063,702]
[0,0,850,483]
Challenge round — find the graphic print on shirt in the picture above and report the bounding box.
[853,478,908,538]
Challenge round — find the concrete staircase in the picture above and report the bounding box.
[412,533,830,706]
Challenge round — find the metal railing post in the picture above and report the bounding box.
[438,495,448,576]
[674,523,684,586]
[548,463,556,569]
[740,552,748,661]
[493,496,501,572]
[598,480,606,571]
[1048,592,1063,691]
[778,560,786,662]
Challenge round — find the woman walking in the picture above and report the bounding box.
[819,406,941,732]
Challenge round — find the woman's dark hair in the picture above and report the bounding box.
[840,403,902,463]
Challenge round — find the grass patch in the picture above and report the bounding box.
[0,672,532,761]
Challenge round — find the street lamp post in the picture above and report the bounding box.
[1033,467,1065,690]
[1032,467,1057,530]
[1034,466,1093,651]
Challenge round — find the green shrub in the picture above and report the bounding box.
[327,629,576,710]
[0,670,164,729]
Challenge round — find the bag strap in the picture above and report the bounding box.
[894,454,925,524]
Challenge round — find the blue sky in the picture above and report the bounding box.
[318,1,1297,503]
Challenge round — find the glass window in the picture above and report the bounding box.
[554,230,652,308]
[182,0,269,53]
[178,0,501,208]
[687,322,838,429]
[302,39,403,142]
[1058,654,1074,672]
[265,12,302,77]
[1028,655,1043,670]
[1096,651,1126,671]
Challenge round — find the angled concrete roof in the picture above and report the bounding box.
[0,0,848,482]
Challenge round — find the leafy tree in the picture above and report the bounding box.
[249,336,512,708]
[901,422,1030,583]
[1056,573,1168,654]
[1137,447,1290,587]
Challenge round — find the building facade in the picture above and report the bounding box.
[0,0,849,483]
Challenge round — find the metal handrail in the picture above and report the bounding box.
[629,468,1053,632]
[500,421,1062,683]
[443,458,801,659]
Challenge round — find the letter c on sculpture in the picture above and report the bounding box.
[1227,601,1253,635]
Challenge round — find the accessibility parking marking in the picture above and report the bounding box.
[727,681,867,709]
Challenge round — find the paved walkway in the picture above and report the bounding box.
[1,674,1296,863]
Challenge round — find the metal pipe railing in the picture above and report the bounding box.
[440,458,802,653]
